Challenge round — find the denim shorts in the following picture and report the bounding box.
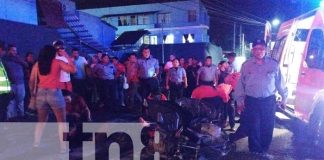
[36,88,66,110]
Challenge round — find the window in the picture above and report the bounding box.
[158,13,171,24]
[305,29,324,70]
[294,29,309,41]
[188,34,195,43]
[182,36,186,43]
[150,36,158,45]
[130,15,137,25]
[182,34,195,43]
[271,37,287,61]
[138,14,150,25]
[164,34,174,44]
[118,16,128,26]
[143,36,150,44]
[188,10,197,22]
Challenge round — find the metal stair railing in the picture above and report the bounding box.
[62,11,105,53]
[58,3,112,55]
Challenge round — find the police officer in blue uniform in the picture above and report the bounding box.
[166,58,188,102]
[234,39,288,155]
[137,47,160,100]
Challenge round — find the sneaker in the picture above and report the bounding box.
[261,153,274,159]
[26,109,37,117]
[249,151,274,160]
[249,151,263,156]
[33,142,40,148]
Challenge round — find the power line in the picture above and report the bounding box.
[208,0,267,22]
[187,0,266,24]
[210,18,264,27]
[157,0,265,26]
[206,7,264,25]
[202,0,264,25]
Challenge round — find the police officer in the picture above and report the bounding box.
[166,58,188,102]
[0,41,11,121]
[92,54,117,108]
[137,47,159,100]
[234,39,288,155]
[196,56,218,86]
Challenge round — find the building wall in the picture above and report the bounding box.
[0,19,59,57]
[81,0,210,44]
[0,0,38,25]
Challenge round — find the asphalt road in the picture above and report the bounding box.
[222,113,324,160]
[1,108,323,160]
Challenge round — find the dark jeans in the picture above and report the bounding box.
[95,78,104,105]
[222,92,236,128]
[127,81,141,108]
[222,102,235,128]
[115,76,125,106]
[72,79,87,98]
[245,95,276,153]
[139,78,159,100]
[184,82,196,98]
[0,93,10,121]
[7,84,25,119]
[103,79,117,107]
[229,110,248,142]
[169,82,184,102]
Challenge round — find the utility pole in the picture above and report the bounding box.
[233,22,236,52]
[242,33,245,56]
[239,24,242,56]
[161,17,165,64]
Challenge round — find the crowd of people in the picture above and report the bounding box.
[0,38,287,157]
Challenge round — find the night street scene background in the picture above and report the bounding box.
[0,0,324,160]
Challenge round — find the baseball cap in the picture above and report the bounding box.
[252,39,266,47]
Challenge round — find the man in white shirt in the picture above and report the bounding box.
[53,40,72,93]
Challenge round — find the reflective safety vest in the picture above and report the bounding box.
[0,61,11,94]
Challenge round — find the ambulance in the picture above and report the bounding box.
[271,8,324,144]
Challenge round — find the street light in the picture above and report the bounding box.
[272,19,280,27]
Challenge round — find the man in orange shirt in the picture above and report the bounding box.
[125,53,141,109]
[191,84,232,103]
[191,84,232,128]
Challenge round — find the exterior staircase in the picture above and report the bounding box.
[38,0,114,56]
[59,11,111,55]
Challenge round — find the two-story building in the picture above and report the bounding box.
[81,0,210,45]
